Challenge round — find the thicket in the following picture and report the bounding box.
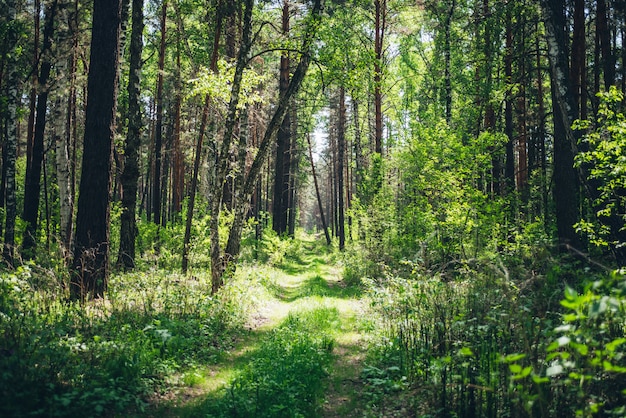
[0,250,255,417]
[347,93,626,417]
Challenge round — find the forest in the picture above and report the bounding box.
[1,0,625,416]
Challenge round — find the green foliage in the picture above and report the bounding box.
[574,87,626,251]
[543,271,626,416]
[0,264,252,417]
[201,308,335,418]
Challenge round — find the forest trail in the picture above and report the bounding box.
[156,238,370,417]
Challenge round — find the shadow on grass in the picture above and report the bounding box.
[266,274,362,302]
[153,308,337,418]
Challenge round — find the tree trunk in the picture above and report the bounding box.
[3,0,20,266]
[504,8,515,194]
[152,0,167,226]
[182,6,223,273]
[443,0,455,124]
[117,0,144,271]
[219,0,324,288]
[540,0,583,251]
[54,2,73,257]
[26,0,40,179]
[22,0,59,258]
[373,0,385,155]
[171,30,184,216]
[337,87,346,250]
[272,0,291,236]
[210,0,254,293]
[71,0,122,300]
[597,0,615,90]
[570,0,585,120]
[307,133,331,245]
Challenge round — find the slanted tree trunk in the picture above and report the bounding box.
[117,0,144,271]
[22,0,59,257]
[210,0,254,293]
[71,0,122,300]
[307,133,331,245]
[217,0,324,291]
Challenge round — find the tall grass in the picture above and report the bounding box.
[0,264,255,417]
[361,260,626,417]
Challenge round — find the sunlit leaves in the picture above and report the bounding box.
[188,59,269,110]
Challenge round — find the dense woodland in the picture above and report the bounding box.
[1,0,626,416]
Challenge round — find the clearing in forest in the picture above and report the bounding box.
[155,238,371,417]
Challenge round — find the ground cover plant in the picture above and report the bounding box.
[0,262,255,417]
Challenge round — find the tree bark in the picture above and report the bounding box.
[540,0,583,251]
[307,133,331,245]
[181,5,222,273]
[25,0,40,180]
[3,0,20,266]
[151,0,167,226]
[71,0,122,300]
[597,0,615,90]
[117,0,144,271]
[504,8,515,195]
[272,0,292,236]
[373,0,385,155]
[570,0,585,120]
[218,0,324,289]
[22,0,59,257]
[210,0,255,293]
[337,86,346,250]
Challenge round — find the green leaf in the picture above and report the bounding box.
[564,286,578,301]
[503,353,526,363]
[459,347,474,357]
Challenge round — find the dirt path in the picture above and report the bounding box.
[154,243,370,417]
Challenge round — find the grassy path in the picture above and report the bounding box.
[155,239,370,417]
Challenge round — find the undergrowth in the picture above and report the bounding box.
[356,245,626,417]
[194,304,336,417]
[0,264,255,417]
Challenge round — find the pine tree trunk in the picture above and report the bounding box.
[54,2,73,258]
[210,0,254,293]
[541,0,583,251]
[26,0,40,179]
[597,0,615,89]
[307,133,331,245]
[373,0,385,155]
[71,0,122,300]
[272,0,291,236]
[22,0,59,257]
[117,0,144,271]
[3,0,20,266]
[504,9,515,194]
[337,87,346,250]
[152,0,167,227]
